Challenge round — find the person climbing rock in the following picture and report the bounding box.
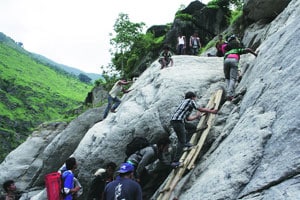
[170,91,217,167]
[102,78,132,119]
[223,35,257,101]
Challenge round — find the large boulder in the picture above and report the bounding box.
[176,0,300,199]
[164,0,230,53]
[0,0,299,199]
[134,1,230,76]
[0,107,103,195]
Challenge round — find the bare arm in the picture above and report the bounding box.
[245,48,258,57]
[118,80,132,85]
[122,88,132,93]
[198,107,218,114]
[186,111,202,121]
[118,80,132,93]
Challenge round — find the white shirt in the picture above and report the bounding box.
[178,36,185,45]
[109,81,123,98]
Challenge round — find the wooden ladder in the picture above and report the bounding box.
[156,89,223,200]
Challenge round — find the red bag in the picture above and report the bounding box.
[45,172,63,200]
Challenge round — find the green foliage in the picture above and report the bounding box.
[229,0,243,10]
[207,0,243,10]
[201,39,217,53]
[230,10,243,24]
[154,35,165,44]
[109,13,165,78]
[175,12,193,21]
[207,0,221,9]
[110,13,145,75]
[0,41,92,161]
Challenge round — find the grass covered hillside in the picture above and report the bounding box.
[0,33,93,161]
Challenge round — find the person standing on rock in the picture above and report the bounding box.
[177,32,186,55]
[170,91,218,167]
[87,162,117,200]
[215,34,225,57]
[103,79,132,119]
[189,32,201,55]
[223,35,257,101]
[62,157,81,200]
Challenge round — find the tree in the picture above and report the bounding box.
[229,0,243,10]
[110,13,145,76]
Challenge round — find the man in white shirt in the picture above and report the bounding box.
[103,79,132,119]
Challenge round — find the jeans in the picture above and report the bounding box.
[103,94,121,119]
[224,58,239,97]
[177,44,185,55]
[191,47,199,55]
[171,120,187,162]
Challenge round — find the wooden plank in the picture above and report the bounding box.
[187,89,223,170]
[156,90,222,200]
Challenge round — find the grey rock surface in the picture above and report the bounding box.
[0,0,299,199]
[244,0,292,22]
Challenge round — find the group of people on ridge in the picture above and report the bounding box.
[159,32,257,100]
[158,31,201,70]
[175,31,201,56]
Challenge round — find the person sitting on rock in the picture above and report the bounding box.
[158,45,174,69]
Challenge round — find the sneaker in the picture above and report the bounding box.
[183,143,195,151]
[110,109,116,113]
[185,142,194,148]
[171,162,181,168]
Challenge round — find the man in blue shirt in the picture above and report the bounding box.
[62,157,81,200]
[170,91,218,166]
[103,163,142,200]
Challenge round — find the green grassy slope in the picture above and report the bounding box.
[0,35,93,161]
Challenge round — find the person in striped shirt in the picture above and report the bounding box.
[170,91,217,167]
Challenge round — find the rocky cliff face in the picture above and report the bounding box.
[1,0,299,199]
[134,1,230,76]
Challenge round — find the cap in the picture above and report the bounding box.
[94,168,106,176]
[117,163,134,173]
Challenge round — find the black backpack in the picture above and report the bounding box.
[125,137,150,157]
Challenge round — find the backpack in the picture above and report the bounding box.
[45,172,64,200]
[125,137,150,157]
